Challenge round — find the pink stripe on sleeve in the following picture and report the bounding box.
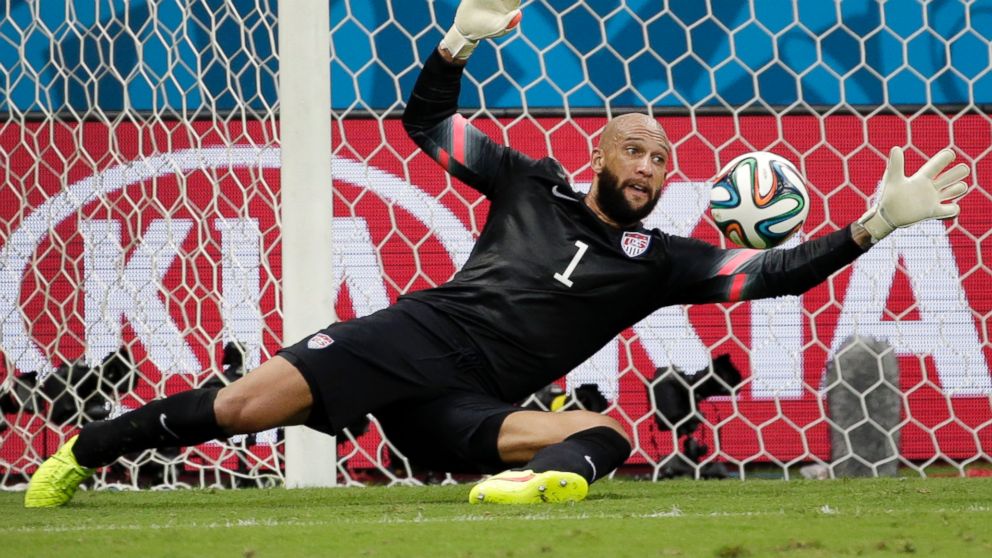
[718,249,760,276]
[728,274,748,301]
[452,114,467,165]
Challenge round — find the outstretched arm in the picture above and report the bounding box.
[662,226,866,305]
[664,147,969,304]
[402,0,523,197]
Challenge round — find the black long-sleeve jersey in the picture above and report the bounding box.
[400,50,868,404]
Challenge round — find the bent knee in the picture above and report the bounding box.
[213,387,251,432]
[211,357,313,434]
[497,409,632,464]
[569,411,630,445]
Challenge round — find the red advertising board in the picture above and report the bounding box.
[1,115,990,471]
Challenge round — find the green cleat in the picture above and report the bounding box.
[468,469,588,504]
[24,435,95,508]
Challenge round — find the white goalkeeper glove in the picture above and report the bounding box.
[441,0,523,61]
[857,146,970,243]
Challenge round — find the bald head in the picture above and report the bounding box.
[598,113,670,155]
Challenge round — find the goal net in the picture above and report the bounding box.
[2,1,990,489]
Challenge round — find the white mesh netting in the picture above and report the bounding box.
[2,1,991,489]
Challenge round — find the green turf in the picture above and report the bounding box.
[3,478,991,557]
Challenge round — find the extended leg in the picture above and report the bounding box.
[25,355,313,508]
[75,355,313,466]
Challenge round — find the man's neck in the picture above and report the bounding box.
[584,197,619,228]
[584,188,632,229]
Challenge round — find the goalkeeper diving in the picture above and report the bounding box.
[26,0,969,507]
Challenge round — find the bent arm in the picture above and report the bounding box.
[663,223,870,305]
[402,48,513,197]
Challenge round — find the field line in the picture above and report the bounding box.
[6,505,989,534]
[1,509,771,533]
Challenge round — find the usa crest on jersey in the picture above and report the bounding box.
[621,232,651,258]
[307,333,334,350]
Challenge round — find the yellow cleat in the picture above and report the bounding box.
[468,469,588,504]
[24,435,95,508]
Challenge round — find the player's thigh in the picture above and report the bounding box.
[497,409,629,464]
[214,355,313,433]
[376,391,519,474]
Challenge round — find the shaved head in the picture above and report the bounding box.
[599,113,670,156]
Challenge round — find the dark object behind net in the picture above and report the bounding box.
[650,354,743,479]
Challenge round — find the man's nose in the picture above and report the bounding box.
[636,155,654,176]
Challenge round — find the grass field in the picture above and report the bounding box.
[3,477,991,557]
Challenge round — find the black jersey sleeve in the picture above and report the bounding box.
[403,49,535,198]
[661,224,869,305]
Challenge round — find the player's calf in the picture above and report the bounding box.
[72,355,311,469]
[525,425,631,484]
[71,387,226,468]
[472,422,632,505]
[27,387,228,507]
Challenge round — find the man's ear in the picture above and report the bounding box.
[590,147,604,173]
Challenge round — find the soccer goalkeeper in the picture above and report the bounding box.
[26,0,969,507]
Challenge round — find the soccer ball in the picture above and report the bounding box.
[710,151,810,249]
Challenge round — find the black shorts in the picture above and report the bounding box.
[278,299,520,473]
[375,391,518,474]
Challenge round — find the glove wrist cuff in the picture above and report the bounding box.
[441,27,478,61]
[858,207,894,244]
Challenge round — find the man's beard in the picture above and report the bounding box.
[594,167,660,225]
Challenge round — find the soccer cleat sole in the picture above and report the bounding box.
[468,470,588,505]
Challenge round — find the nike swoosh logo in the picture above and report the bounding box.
[495,473,537,483]
[551,185,578,202]
[585,455,598,481]
[159,413,180,439]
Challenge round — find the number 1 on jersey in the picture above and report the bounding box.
[554,240,589,288]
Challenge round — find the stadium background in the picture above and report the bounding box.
[1,1,990,484]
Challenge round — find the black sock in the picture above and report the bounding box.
[73,388,228,468]
[526,426,631,484]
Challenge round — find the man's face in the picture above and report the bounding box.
[595,165,662,225]
[589,114,670,226]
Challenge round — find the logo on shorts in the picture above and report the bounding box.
[621,232,651,258]
[307,333,334,350]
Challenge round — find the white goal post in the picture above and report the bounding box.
[277,0,337,489]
